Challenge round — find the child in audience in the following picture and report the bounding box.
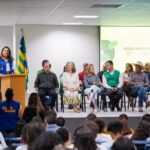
[23,93,44,123]
[112,137,136,150]
[57,128,74,150]
[56,117,65,127]
[95,118,112,143]
[101,121,123,150]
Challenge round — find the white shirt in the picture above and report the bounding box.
[100,140,115,150]
[16,144,28,150]
[96,133,112,143]
[3,59,10,72]
[0,132,7,150]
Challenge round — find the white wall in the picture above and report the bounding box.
[15,25,100,93]
[0,26,13,55]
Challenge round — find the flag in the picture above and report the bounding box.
[16,35,29,89]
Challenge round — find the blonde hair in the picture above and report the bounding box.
[86,64,94,76]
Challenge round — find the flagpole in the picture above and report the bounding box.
[21,28,24,37]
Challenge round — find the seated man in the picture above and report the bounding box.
[101,121,123,150]
[34,59,59,109]
[103,60,123,111]
[129,61,150,112]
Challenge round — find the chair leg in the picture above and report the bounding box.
[60,95,64,112]
[56,98,58,112]
[84,96,86,112]
[124,94,126,111]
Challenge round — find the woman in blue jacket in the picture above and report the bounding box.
[0,46,14,75]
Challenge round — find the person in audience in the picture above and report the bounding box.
[0,46,14,75]
[131,120,150,141]
[34,59,59,109]
[0,88,22,137]
[0,132,7,149]
[84,64,104,113]
[101,121,123,150]
[86,113,97,121]
[16,121,45,150]
[78,63,88,84]
[112,137,136,150]
[73,113,97,138]
[62,62,81,112]
[141,113,150,122]
[95,118,112,142]
[103,60,123,111]
[56,117,65,127]
[57,128,74,150]
[31,116,43,122]
[23,93,44,123]
[74,127,101,150]
[31,131,64,150]
[129,61,150,112]
[118,114,134,138]
[44,110,60,132]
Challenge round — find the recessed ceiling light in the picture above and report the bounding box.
[62,22,83,25]
[74,15,99,19]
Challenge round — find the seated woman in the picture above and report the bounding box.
[23,93,44,123]
[62,62,81,113]
[84,64,103,113]
[0,88,22,137]
[122,63,137,105]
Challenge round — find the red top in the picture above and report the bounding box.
[78,71,86,81]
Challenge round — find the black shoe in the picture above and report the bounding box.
[110,105,115,111]
[68,104,73,109]
[116,106,121,112]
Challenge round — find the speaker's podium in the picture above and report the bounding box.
[0,74,26,110]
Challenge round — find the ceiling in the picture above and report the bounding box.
[1,0,150,26]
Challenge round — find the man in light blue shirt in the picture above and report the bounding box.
[44,110,60,132]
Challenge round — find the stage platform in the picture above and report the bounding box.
[57,103,150,132]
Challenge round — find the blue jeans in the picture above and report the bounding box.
[131,85,147,107]
[84,85,104,102]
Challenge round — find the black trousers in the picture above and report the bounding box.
[106,88,123,108]
[38,88,58,108]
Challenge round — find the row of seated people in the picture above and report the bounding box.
[0,98,150,150]
[34,59,150,113]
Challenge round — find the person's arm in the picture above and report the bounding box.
[143,73,149,87]
[34,74,40,91]
[74,73,80,90]
[83,76,91,88]
[117,73,123,88]
[102,75,111,88]
[62,73,68,90]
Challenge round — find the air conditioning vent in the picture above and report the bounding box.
[90,4,122,8]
